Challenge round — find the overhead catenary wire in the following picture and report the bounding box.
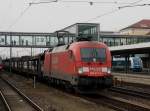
[7,0,37,31]
[58,0,117,4]
[85,2,150,22]
[129,0,144,5]
[29,0,58,5]
[29,0,118,5]
[29,0,144,5]
[6,0,150,29]
[7,6,31,30]
[7,0,57,30]
[28,0,147,23]
[60,0,145,5]
[85,8,120,22]
[118,3,150,9]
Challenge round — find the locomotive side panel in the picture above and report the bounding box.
[50,51,77,83]
[43,52,51,76]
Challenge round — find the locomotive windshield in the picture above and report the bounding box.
[80,48,106,62]
[132,57,141,66]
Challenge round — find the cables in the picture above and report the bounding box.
[29,0,143,5]
[7,0,150,29]
[7,6,31,30]
[7,0,57,30]
[129,0,144,5]
[119,3,150,9]
[59,0,117,4]
[29,0,58,5]
[85,1,150,22]
[85,9,120,22]
[7,0,37,31]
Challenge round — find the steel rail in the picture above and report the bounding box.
[80,93,150,111]
[0,77,44,111]
[110,86,150,99]
[0,90,12,111]
[99,94,150,111]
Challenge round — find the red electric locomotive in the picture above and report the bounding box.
[3,37,113,93]
[43,40,113,92]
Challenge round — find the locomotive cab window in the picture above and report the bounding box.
[80,48,106,63]
[132,57,141,66]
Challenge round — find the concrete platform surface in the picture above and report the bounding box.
[112,73,150,85]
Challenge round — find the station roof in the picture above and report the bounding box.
[61,23,99,31]
[0,32,52,36]
[110,42,150,55]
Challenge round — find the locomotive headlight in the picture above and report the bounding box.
[102,67,111,74]
[78,67,89,74]
[78,68,83,74]
[107,68,111,74]
[102,67,107,72]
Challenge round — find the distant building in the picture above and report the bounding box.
[120,19,150,35]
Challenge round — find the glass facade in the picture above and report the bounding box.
[0,33,55,48]
[61,23,150,46]
[99,35,150,47]
[62,23,100,41]
[0,35,6,45]
[0,23,150,48]
[0,32,150,48]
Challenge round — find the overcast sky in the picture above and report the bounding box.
[0,0,150,33]
[0,0,150,58]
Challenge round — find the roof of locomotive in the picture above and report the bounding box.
[52,41,108,53]
[71,41,106,46]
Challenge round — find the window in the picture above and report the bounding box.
[80,48,106,63]
[133,58,141,65]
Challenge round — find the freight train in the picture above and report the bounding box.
[0,57,3,71]
[4,40,113,93]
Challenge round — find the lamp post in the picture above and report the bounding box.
[10,33,12,73]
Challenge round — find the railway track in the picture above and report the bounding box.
[0,77,44,111]
[109,86,150,100]
[1,72,150,111]
[82,93,150,111]
[0,90,11,111]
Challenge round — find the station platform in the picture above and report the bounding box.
[112,72,150,85]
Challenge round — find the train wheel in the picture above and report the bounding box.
[64,82,74,93]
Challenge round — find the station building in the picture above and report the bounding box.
[61,20,150,69]
[1,20,150,69]
[60,20,150,47]
[120,19,150,35]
